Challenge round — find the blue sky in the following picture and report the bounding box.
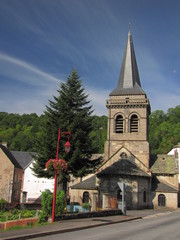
[0,0,179,116]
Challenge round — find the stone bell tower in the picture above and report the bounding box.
[104,31,151,168]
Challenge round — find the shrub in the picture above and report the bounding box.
[11,209,19,215]
[39,189,65,222]
[55,190,65,216]
[82,203,91,211]
[41,189,53,216]
[21,210,36,219]
[38,211,48,223]
[0,214,6,222]
[0,198,9,212]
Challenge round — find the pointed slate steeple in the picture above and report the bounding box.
[110,31,145,96]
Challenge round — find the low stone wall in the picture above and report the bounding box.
[55,209,122,221]
[0,217,38,230]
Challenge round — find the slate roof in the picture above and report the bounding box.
[11,151,36,170]
[152,177,178,193]
[151,154,178,174]
[0,144,22,169]
[110,31,145,96]
[71,175,97,190]
[97,159,150,178]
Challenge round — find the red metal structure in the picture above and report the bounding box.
[46,128,71,223]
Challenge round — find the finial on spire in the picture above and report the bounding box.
[128,22,131,32]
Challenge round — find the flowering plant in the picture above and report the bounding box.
[46,158,68,174]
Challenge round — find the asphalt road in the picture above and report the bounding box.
[33,210,180,240]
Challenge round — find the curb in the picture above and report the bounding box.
[1,217,141,240]
[142,210,174,219]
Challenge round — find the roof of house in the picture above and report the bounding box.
[11,151,36,169]
[152,177,178,193]
[151,154,178,174]
[97,159,150,178]
[110,31,145,96]
[71,175,97,190]
[0,144,22,169]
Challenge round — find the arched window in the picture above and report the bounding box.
[158,194,166,207]
[115,115,124,133]
[117,189,122,202]
[143,191,146,203]
[120,152,127,159]
[83,191,90,203]
[130,114,138,132]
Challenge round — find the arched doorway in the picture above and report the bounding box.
[158,194,166,207]
[117,189,122,209]
[83,191,90,203]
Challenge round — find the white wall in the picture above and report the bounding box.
[167,147,180,183]
[22,161,54,202]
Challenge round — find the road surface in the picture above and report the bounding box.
[33,210,180,240]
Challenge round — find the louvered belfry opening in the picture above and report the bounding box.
[115,115,124,133]
[130,114,138,132]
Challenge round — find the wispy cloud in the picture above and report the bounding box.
[87,88,109,116]
[0,0,179,116]
[0,52,61,86]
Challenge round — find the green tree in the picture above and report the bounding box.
[90,115,107,153]
[32,69,101,179]
[149,106,180,156]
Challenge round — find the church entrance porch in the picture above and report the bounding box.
[98,167,151,210]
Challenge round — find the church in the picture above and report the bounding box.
[69,31,179,211]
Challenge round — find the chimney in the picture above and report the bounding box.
[1,142,8,148]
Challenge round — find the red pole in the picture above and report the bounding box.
[52,128,60,223]
[52,171,57,223]
[56,128,60,159]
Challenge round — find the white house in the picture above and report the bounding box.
[11,151,54,203]
[167,143,180,183]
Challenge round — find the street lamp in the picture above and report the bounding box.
[46,128,71,223]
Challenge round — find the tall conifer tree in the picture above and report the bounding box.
[32,69,100,179]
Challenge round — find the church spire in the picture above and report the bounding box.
[110,31,145,96]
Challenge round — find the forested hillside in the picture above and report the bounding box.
[0,105,179,156]
[0,112,107,153]
[149,105,180,156]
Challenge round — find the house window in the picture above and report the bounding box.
[22,192,27,203]
[143,191,146,203]
[83,191,90,203]
[158,194,166,207]
[115,115,124,133]
[130,114,138,132]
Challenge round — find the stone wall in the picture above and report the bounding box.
[0,149,14,202]
[105,94,150,169]
[55,209,122,221]
[157,175,179,190]
[152,192,178,209]
[0,218,38,230]
[12,168,24,203]
[69,189,98,211]
[99,175,152,210]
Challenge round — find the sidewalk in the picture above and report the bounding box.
[0,209,177,240]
